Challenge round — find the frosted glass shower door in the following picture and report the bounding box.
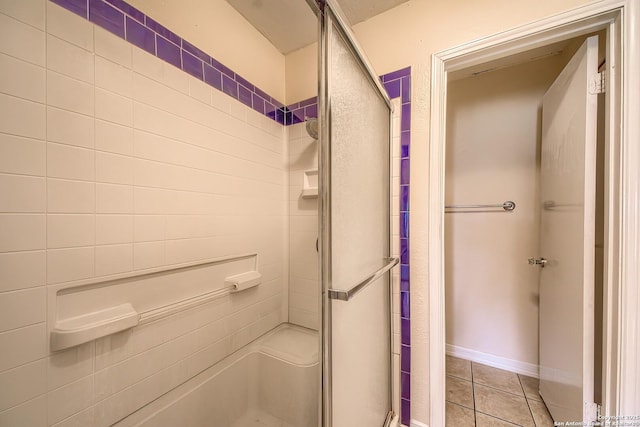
[318,2,397,426]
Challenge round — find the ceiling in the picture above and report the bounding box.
[226,0,409,54]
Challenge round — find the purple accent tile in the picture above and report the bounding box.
[50,0,88,19]
[211,57,234,79]
[156,36,181,69]
[401,76,411,104]
[400,212,408,238]
[400,291,410,319]
[265,101,277,117]
[273,108,287,125]
[125,17,155,54]
[145,16,181,45]
[400,238,409,264]
[401,399,410,426]
[304,104,317,119]
[401,372,411,399]
[291,107,305,124]
[401,345,411,372]
[401,318,410,345]
[401,131,410,158]
[401,103,411,131]
[203,64,222,91]
[89,0,125,38]
[252,93,265,115]
[400,185,409,212]
[400,265,409,291]
[182,39,211,64]
[254,86,271,102]
[235,75,255,92]
[238,84,252,108]
[401,158,409,185]
[181,50,204,80]
[400,280,409,292]
[271,99,284,109]
[382,66,411,82]
[298,96,317,108]
[400,265,409,280]
[384,79,401,99]
[222,74,238,99]
[104,0,143,22]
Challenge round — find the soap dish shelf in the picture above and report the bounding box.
[50,303,139,352]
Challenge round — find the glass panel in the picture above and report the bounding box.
[321,6,392,426]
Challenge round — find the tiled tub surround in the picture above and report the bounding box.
[0,2,288,426]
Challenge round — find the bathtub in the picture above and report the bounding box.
[116,323,319,427]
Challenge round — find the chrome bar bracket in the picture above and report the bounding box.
[328,257,399,301]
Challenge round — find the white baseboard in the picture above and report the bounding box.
[446,344,539,378]
[409,420,429,427]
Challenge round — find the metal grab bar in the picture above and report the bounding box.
[328,257,399,301]
[445,200,516,212]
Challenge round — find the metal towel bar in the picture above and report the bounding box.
[328,257,399,301]
[445,200,516,212]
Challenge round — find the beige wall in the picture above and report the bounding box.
[348,0,599,424]
[127,0,286,102]
[285,44,318,103]
[445,56,566,370]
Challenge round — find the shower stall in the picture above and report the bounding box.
[0,0,398,426]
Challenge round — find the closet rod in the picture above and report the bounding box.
[445,200,516,212]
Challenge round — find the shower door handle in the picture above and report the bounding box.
[328,257,399,301]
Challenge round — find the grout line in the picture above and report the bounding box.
[474,409,523,426]
[518,374,537,426]
[471,361,477,426]
[473,380,529,398]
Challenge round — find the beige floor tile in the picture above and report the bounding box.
[519,375,541,401]
[528,399,554,427]
[446,355,472,380]
[476,412,521,426]
[446,375,474,409]
[446,402,475,427]
[472,363,524,396]
[474,383,535,427]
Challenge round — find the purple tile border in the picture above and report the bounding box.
[382,67,411,425]
[50,0,87,18]
[48,0,412,422]
[50,0,289,123]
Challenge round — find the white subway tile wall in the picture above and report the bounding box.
[287,123,319,330]
[0,2,289,425]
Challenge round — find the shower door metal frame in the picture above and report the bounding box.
[316,0,397,426]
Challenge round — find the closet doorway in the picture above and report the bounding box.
[444,32,604,426]
[425,1,640,425]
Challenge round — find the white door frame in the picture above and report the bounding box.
[428,1,640,425]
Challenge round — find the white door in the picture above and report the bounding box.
[538,35,599,423]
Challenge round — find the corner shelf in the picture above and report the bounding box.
[301,169,318,199]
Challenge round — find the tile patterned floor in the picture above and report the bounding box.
[446,356,555,427]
